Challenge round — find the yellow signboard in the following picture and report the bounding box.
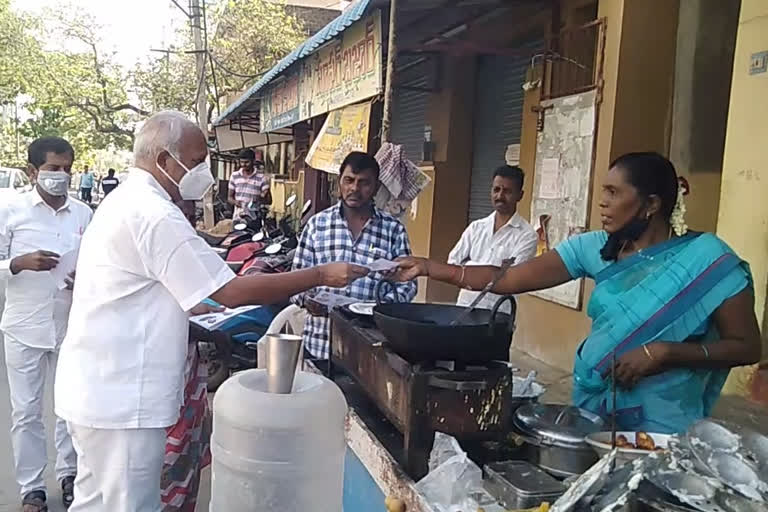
[261,11,383,132]
[305,102,371,174]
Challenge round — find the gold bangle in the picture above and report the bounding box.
[643,344,655,361]
[459,265,466,288]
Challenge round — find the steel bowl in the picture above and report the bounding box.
[514,404,604,478]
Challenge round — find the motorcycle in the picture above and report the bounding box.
[196,203,267,262]
[228,194,308,275]
[192,195,312,390]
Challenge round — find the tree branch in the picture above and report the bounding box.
[107,103,151,116]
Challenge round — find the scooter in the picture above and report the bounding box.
[196,202,268,261]
[229,195,309,275]
[192,195,312,390]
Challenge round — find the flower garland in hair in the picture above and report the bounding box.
[671,176,690,236]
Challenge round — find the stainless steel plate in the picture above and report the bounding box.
[687,420,741,454]
[714,491,766,512]
[551,450,617,512]
[739,429,768,473]
[647,470,725,512]
[706,451,766,503]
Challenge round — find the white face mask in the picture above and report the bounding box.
[157,152,214,200]
[37,170,71,196]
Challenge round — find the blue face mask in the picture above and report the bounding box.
[37,170,71,196]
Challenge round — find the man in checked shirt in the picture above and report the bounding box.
[291,151,417,360]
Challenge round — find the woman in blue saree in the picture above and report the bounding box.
[394,152,761,434]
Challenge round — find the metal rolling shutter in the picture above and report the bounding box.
[468,43,539,221]
[391,61,431,163]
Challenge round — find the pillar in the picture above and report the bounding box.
[716,0,768,394]
[669,0,740,232]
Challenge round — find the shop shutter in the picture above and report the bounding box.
[391,60,432,163]
[468,43,540,222]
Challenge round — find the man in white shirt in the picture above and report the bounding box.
[0,136,93,512]
[54,111,368,512]
[448,165,537,312]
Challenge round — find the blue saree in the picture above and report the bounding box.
[554,231,751,434]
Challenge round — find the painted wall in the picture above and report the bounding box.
[512,0,681,371]
[412,7,551,305]
[408,56,477,303]
[401,0,705,376]
[669,0,740,233]
[716,0,768,393]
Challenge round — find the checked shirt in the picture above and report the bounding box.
[291,202,417,359]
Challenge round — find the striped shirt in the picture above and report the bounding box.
[229,170,270,216]
[291,202,417,359]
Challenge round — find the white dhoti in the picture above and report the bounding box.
[67,424,167,512]
[3,334,77,497]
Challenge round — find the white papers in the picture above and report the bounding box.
[505,143,521,166]
[309,291,358,309]
[190,305,260,330]
[364,259,400,272]
[538,157,562,199]
[51,247,80,290]
[579,106,595,136]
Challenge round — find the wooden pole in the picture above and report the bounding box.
[380,0,399,143]
[191,0,215,228]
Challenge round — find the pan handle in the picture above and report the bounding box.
[374,279,398,305]
[428,376,488,391]
[489,295,517,338]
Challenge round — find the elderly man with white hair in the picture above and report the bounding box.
[54,111,369,511]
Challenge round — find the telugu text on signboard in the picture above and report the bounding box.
[260,10,382,133]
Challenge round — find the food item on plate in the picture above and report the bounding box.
[636,431,656,450]
[615,434,632,448]
[612,431,658,450]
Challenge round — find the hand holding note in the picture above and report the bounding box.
[51,248,80,290]
[364,259,400,272]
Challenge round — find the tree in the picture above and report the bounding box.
[27,7,149,148]
[130,37,200,116]
[131,0,308,119]
[208,0,307,113]
[0,0,309,162]
[0,0,41,101]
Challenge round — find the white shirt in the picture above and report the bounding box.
[55,169,235,429]
[0,189,92,348]
[447,212,537,313]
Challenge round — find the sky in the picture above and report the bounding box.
[13,0,188,69]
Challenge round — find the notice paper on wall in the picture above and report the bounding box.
[505,144,521,166]
[538,157,562,199]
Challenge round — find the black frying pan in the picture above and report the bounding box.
[372,281,516,363]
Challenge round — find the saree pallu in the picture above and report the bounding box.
[572,233,751,434]
[161,343,211,512]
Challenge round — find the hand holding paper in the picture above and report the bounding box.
[51,248,80,290]
[364,259,400,272]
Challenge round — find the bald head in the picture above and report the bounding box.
[133,111,209,201]
[133,111,204,166]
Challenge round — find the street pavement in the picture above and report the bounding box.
[0,325,212,512]
[0,329,69,512]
